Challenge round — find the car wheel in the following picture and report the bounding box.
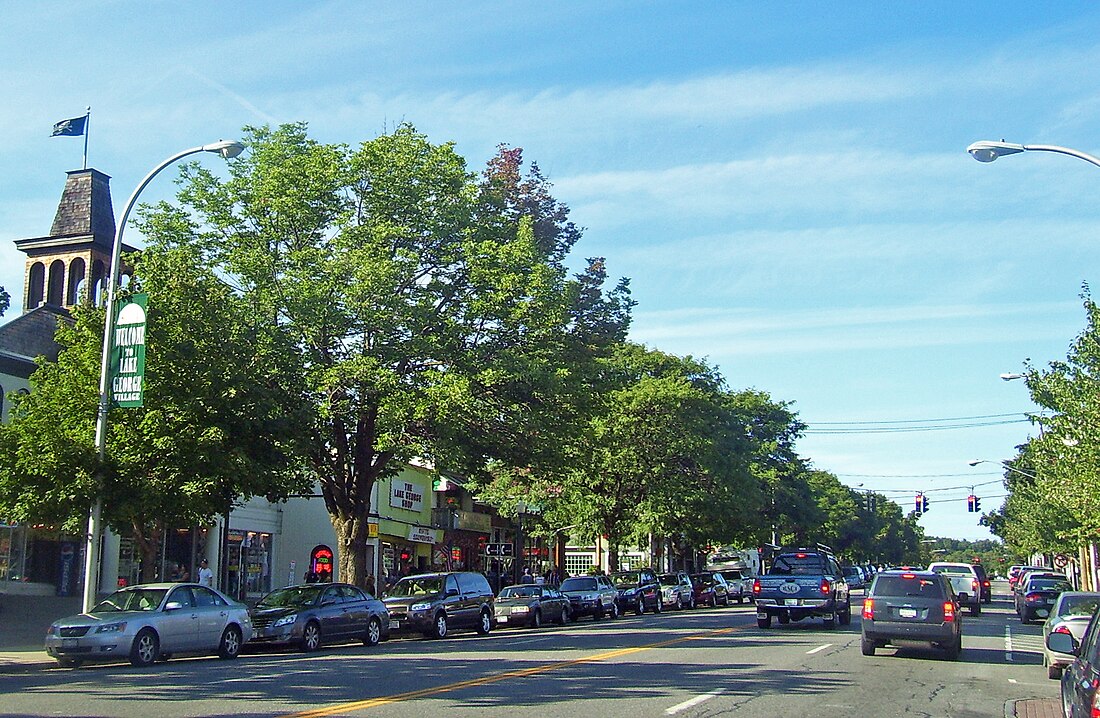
[757,614,772,629]
[860,635,875,656]
[55,658,82,668]
[531,609,542,629]
[823,612,836,629]
[710,595,717,607]
[476,609,493,635]
[944,634,961,660]
[655,596,663,614]
[674,595,683,610]
[556,606,569,625]
[1048,662,1063,680]
[129,628,159,667]
[778,613,790,625]
[839,603,852,626]
[971,602,981,616]
[736,596,744,604]
[300,621,322,652]
[610,601,619,619]
[570,610,579,622]
[427,612,449,639]
[363,617,382,646]
[218,625,242,659]
[1020,611,1030,624]
[593,606,603,620]
[635,600,646,616]
[688,595,696,609]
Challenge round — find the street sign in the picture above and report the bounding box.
[111,293,148,408]
[1054,553,1069,568]
[485,543,513,557]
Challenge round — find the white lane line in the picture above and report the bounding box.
[1005,624,1014,662]
[806,643,832,655]
[666,689,724,715]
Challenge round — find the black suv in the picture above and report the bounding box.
[383,572,494,639]
[971,563,991,603]
[861,570,962,659]
[610,568,663,614]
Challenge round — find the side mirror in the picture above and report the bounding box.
[446,588,460,597]
[1047,631,1079,656]
[164,601,184,612]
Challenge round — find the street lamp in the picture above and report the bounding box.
[968,459,1039,482]
[967,140,1100,169]
[1000,373,1025,381]
[82,140,245,612]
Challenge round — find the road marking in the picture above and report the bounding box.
[1009,679,1018,684]
[666,689,724,715]
[283,625,743,717]
[1005,625,1013,662]
[806,643,832,655]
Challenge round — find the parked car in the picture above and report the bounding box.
[493,584,571,628]
[44,583,252,668]
[658,572,696,609]
[1009,564,1047,590]
[249,583,389,651]
[690,572,731,606]
[861,570,962,660]
[383,571,494,639]
[1016,574,1074,624]
[610,569,663,614]
[971,563,992,603]
[843,566,866,590]
[1042,592,1100,679]
[560,575,620,620]
[1047,608,1100,716]
[718,569,750,603]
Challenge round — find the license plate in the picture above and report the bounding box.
[62,638,78,648]
[389,620,400,630]
[785,598,799,606]
[899,608,917,618]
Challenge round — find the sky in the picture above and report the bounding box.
[3,1,1100,542]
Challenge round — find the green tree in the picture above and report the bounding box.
[156,123,630,585]
[0,286,9,316]
[0,243,310,579]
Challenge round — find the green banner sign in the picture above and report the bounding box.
[111,293,148,408]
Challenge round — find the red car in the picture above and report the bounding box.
[689,572,730,607]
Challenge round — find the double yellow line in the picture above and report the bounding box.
[286,624,742,717]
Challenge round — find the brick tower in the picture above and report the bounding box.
[13,168,132,311]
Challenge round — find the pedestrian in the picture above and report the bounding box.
[521,567,535,584]
[197,558,214,588]
[178,564,190,582]
[365,574,376,596]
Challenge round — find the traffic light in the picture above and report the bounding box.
[973,496,981,512]
[967,495,975,512]
[921,494,929,512]
[914,493,922,514]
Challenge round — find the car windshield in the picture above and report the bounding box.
[388,576,444,597]
[561,578,598,592]
[658,574,681,585]
[1028,579,1072,592]
[611,572,640,587]
[721,571,742,581]
[1059,595,1100,616]
[499,586,541,598]
[929,565,970,575]
[690,574,713,586]
[92,588,167,613]
[770,554,825,575]
[872,575,944,598]
[257,586,324,608]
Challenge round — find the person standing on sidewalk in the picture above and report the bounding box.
[197,558,214,588]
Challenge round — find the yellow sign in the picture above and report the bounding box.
[368,523,379,538]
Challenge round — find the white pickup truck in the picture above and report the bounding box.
[927,562,982,615]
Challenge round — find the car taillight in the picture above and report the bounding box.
[983,580,990,587]
[862,598,874,620]
[752,579,761,595]
[972,579,979,594]
[820,579,831,595]
[943,601,956,622]
[1054,625,1072,635]
[1025,592,1041,603]
[1090,682,1100,718]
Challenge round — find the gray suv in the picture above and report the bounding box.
[861,570,962,659]
[383,572,494,639]
[560,575,620,620]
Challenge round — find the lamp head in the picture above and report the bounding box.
[967,140,1026,163]
[202,140,245,159]
[967,459,982,467]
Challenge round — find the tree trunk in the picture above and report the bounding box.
[132,521,160,584]
[332,510,370,587]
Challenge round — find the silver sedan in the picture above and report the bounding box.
[1042,591,1100,680]
[44,582,253,668]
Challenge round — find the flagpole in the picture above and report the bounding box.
[83,107,90,170]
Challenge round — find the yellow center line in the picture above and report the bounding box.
[284,624,744,717]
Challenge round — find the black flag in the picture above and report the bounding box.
[51,115,87,137]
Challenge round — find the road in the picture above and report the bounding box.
[0,582,1058,717]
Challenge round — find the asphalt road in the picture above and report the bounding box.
[0,583,1058,718]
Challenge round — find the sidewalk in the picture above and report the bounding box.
[1006,698,1060,718]
[0,592,82,672]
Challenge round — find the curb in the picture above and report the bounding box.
[1005,697,1061,718]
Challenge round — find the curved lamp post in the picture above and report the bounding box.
[83,140,245,612]
[967,140,1100,169]
[968,458,1039,482]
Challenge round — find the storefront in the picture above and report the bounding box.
[377,468,438,582]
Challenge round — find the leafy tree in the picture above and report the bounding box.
[156,123,630,585]
[0,286,9,316]
[0,244,310,579]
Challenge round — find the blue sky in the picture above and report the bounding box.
[4,2,1100,541]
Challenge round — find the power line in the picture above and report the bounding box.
[811,412,1027,426]
[805,412,1031,435]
